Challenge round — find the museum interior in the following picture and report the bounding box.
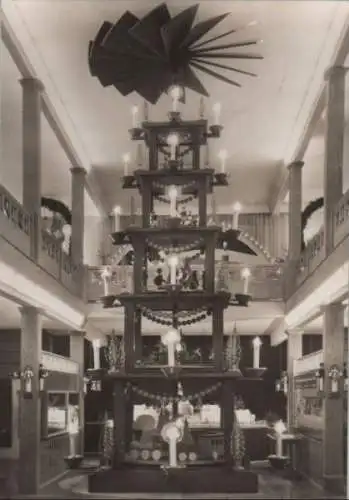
[0,0,349,498]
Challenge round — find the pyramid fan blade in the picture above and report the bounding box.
[135,68,174,103]
[180,13,229,49]
[192,57,258,77]
[190,61,241,87]
[94,21,113,46]
[129,3,171,58]
[177,65,209,97]
[196,51,263,60]
[193,40,258,54]
[190,27,238,50]
[160,4,198,56]
[102,11,139,50]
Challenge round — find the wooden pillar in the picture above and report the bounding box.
[212,306,224,370]
[322,303,345,493]
[286,329,302,429]
[112,380,126,467]
[124,395,134,452]
[70,331,85,455]
[323,66,346,255]
[21,78,43,260]
[124,303,135,371]
[141,181,152,227]
[205,234,217,293]
[148,137,157,171]
[134,308,142,361]
[133,240,145,293]
[18,306,42,494]
[222,380,234,464]
[198,178,208,226]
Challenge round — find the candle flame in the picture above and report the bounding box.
[233,202,242,212]
[241,267,251,279]
[252,336,262,348]
[167,133,179,146]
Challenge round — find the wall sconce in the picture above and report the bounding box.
[328,364,343,396]
[39,364,49,391]
[83,375,91,394]
[275,371,288,395]
[90,380,102,392]
[10,364,49,397]
[315,362,325,394]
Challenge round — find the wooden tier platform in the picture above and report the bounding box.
[103,290,231,310]
[88,463,258,494]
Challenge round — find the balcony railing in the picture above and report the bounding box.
[87,263,284,302]
[0,183,82,298]
[334,187,349,247]
[0,184,32,256]
[296,188,349,287]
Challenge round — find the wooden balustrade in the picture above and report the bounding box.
[0,184,32,256]
[87,263,284,302]
[334,188,349,247]
[0,183,82,297]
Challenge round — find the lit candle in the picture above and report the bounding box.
[168,255,178,285]
[274,420,286,457]
[122,153,131,176]
[170,86,182,112]
[162,328,181,368]
[232,202,242,229]
[218,149,227,173]
[131,105,139,128]
[113,205,121,232]
[169,433,178,467]
[252,336,262,369]
[92,339,101,370]
[101,266,111,296]
[212,102,221,125]
[168,186,178,217]
[241,267,251,294]
[167,133,179,160]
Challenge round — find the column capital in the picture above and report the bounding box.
[287,327,304,336]
[19,77,45,92]
[287,160,304,171]
[324,65,349,82]
[70,166,87,176]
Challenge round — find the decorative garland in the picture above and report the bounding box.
[146,238,203,254]
[154,194,197,205]
[239,230,274,263]
[41,197,72,225]
[301,197,324,250]
[140,305,209,326]
[127,381,222,404]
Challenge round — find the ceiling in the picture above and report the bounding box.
[2,0,349,214]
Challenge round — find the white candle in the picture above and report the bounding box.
[167,133,179,160]
[69,434,76,457]
[170,86,181,112]
[218,149,227,173]
[168,342,175,367]
[122,153,130,176]
[92,339,101,370]
[168,186,178,217]
[131,105,139,128]
[241,267,251,294]
[319,377,324,392]
[113,206,121,232]
[212,102,221,126]
[168,255,178,285]
[332,379,339,393]
[101,268,110,295]
[169,437,178,467]
[275,435,282,457]
[232,202,241,229]
[252,336,262,369]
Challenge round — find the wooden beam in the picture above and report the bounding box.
[269,15,349,214]
[1,12,109,217]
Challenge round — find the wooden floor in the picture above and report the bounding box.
[10,462,346,500]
